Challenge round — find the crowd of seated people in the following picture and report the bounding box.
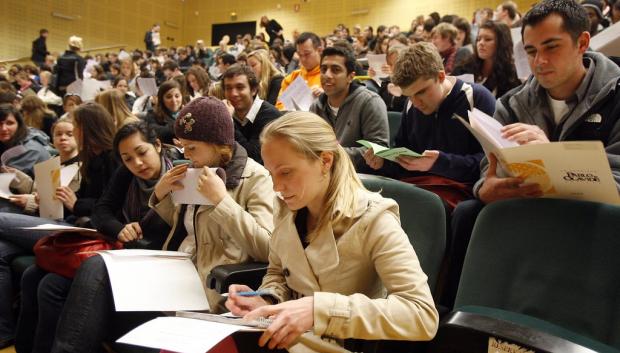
[0,0,619,351]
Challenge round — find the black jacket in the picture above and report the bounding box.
[145,110,176,145]
[31,36,48,63]
[266,75,284,106]
[54,50,86,92]
[234,100,281,164]
[73,150,119,217]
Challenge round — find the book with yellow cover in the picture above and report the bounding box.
[455,109,620,205]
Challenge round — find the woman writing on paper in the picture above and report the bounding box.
[226,112,438,352]
[47,97,274,353]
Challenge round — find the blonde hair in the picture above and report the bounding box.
[20,95,55,130]
[248,50,283,101]
[95,89,138,129]
[430,23,458,44]
[260,112,364,240]
[391,42,444,88]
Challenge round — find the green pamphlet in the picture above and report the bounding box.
[357,140,423,162]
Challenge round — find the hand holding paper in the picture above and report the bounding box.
[197,167,227,205]
[397,150,440,172]
[357,140,423,162]
[279,76,314,111]
[478,153,543,204]
[501,123,550,145]
[154,163,188,201]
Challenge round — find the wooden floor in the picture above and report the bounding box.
[0,346,15,353]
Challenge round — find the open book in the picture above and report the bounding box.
[358,140,423,161]
[455,109,620,205]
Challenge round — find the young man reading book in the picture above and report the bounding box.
[363,42,495,208]
[446,0,620,308]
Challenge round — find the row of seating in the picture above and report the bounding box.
[210,175,620,352]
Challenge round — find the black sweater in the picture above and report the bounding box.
[234,100,282,164]
[73,150,119,217]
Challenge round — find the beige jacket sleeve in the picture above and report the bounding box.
[148,192,177,226]
[313,211,439,341]
[209,172,274,262]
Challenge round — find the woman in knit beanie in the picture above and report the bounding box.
[150,96,275,310]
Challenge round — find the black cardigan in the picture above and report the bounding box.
[73,150,119,217]
[234,100,282,164]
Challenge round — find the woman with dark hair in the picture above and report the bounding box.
[0,104,51,177]
[453,20,521,97]
[13,102,119,353]
[144,80,183,144]
[112,76,136,111]
[185,66,211,100]
[453,17,474,68]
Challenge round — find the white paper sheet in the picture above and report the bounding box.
[98,250,209,311]
[590,21,620,56]
[279,76,314,111]
[0,173,15,199]
[66,79,83,95]
[81,78,112,101]
[456,74,475,83]
[34,157,63,220]
[511,28,532,80]
[60,163,79,187]
[366,53,388,85]
[137,77,158,96]
[468,109,519,149]
[171,168,214,205]
[117,317,241,353]
[21,224,96,232]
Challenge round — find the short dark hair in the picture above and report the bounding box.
[219,53,237,66]
[162,60,179,72]
[501,1,519,20]
[222,64,259,91]
[521,0,589,43]
[40,29,48,35]
[295,32,322,48]
[321,46,356,74]
[453,17,473,46]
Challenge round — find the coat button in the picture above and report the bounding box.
[283,268,290,277]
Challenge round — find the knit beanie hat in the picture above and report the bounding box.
[175,96,234,146]
[581,0,604,19]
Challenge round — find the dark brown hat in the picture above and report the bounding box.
[175,96,234,146]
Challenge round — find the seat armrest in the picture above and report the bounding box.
[206,262,268,294]
[427,309,615,353]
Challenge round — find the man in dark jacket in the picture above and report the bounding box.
[31,29,49,67]
[311,45,389,171]
[222,64,281,164]
[54,36,86,96]
[447,0,620,309]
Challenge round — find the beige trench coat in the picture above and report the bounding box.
[149,158,274,309]
[259,190,439,352]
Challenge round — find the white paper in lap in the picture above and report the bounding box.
[117,317,241,353]
[98,250,209,311]
[279,76,314,111]
[60,164,79,187]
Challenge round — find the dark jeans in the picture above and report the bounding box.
[0,213,68,341]
[15,265,72,353]
[52,255,159,353]
[440,199,485,309]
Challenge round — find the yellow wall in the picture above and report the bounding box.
[0,0,184,61]
[2,0,536,62]
[182,0,534,46]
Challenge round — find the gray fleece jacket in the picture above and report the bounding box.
[311,82,389,170]
[474,51,620,196]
